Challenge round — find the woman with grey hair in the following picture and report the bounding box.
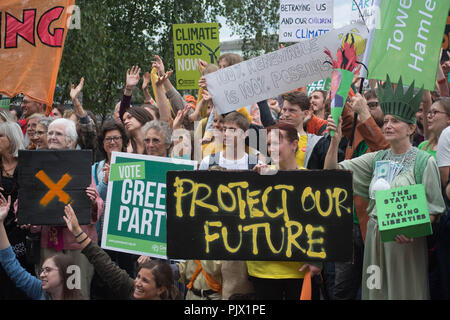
[34,117,53,150]
[47,118,78,150]
[141,120,172,157]
[0,121,35,299]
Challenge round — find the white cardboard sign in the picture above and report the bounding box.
[206,23,368,115]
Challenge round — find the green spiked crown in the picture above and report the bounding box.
[377,75,423,124]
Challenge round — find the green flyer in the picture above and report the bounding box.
[173,22,220,90]
[375,184,432,242]
[101,152,197,258]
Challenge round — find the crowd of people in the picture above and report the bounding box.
[0,50,449,301]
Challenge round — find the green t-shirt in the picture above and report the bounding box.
[418,140,436,159]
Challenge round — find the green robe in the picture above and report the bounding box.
[339,148,445,300]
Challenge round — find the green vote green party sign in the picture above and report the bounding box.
[101,152,197,258]
[173,22,220,90]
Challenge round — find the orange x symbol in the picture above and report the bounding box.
[35,170,72,207]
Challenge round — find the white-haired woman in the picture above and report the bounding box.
[142,120,173,157]
[0,121,36,299]
[47,118,78,150]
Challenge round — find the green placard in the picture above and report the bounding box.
[173,22,220,90]
[102,152,197,258]
[307,78,331,96]
[109,162,146,181]
[375,184,432,242]
[368,1,450,90]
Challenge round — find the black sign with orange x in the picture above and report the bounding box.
[17,150,93,226]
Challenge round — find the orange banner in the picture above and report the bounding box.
[0,0,75,108]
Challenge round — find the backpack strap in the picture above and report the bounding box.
[208,152,220,168]
[186,260,222,294]
[413,149,432,185]
[371,149,389,172]
[248,155,258,170]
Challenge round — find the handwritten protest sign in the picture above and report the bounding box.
[350,0,380,30]
[166,170,353,262]
[206,23,368,115]
[367,1,450,91]
[17,150,92,226]
[279,0,334,42]
[173,22,220,90]
[375,184,432,243]
[0,0,75,108]
[101,152,197,258]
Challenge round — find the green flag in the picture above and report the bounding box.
[367,0,450,90]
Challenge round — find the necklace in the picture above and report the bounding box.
[385,147,417,174]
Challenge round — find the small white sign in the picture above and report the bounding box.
[279,0,334,42]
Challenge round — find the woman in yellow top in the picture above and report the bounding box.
[251,122,322,300]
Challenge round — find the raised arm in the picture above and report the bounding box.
[119,66,141,121]
[63,204,134,298]
[0,194,43,299]
[153,70,174,123]
[142,71,155,105]
[323,116,342,170]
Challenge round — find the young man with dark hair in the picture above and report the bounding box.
[279,91,343,169]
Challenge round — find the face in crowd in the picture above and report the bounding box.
[382,115,416,144]
[133,268,166,300]
[309,91,325,116]
[279,100,308,129]
[35,123,48,149]
[427,100,450,135]
[21,96,43,118]
[103,129,123,158]
[366,97,384,128]
[47,123,74,150]
[144,128,170,157]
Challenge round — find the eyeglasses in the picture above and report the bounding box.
[39,266,57,275]
[104,136,122,143]
[367,102,379,109]
[427,110,447,117]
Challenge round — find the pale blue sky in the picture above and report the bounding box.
[219,0,352,41]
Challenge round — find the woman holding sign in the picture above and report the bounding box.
[324,77,446,300]
[251,122,322,300]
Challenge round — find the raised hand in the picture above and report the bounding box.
[152,55,165,76]
[142,71,151,90]
[85,186,98,205]
[70,77,85,101]
[126,66,141,89]
[155,70,173,87]
[0,193,11,222]
[63,204,82,236]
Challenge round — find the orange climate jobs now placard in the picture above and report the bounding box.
[0,0,75,109]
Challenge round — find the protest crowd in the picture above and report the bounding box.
[0,1,450,302]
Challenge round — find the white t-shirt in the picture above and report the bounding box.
[199,152,252,170]
[436,126,450,167]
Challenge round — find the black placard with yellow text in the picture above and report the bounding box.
[166,170,353,262]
